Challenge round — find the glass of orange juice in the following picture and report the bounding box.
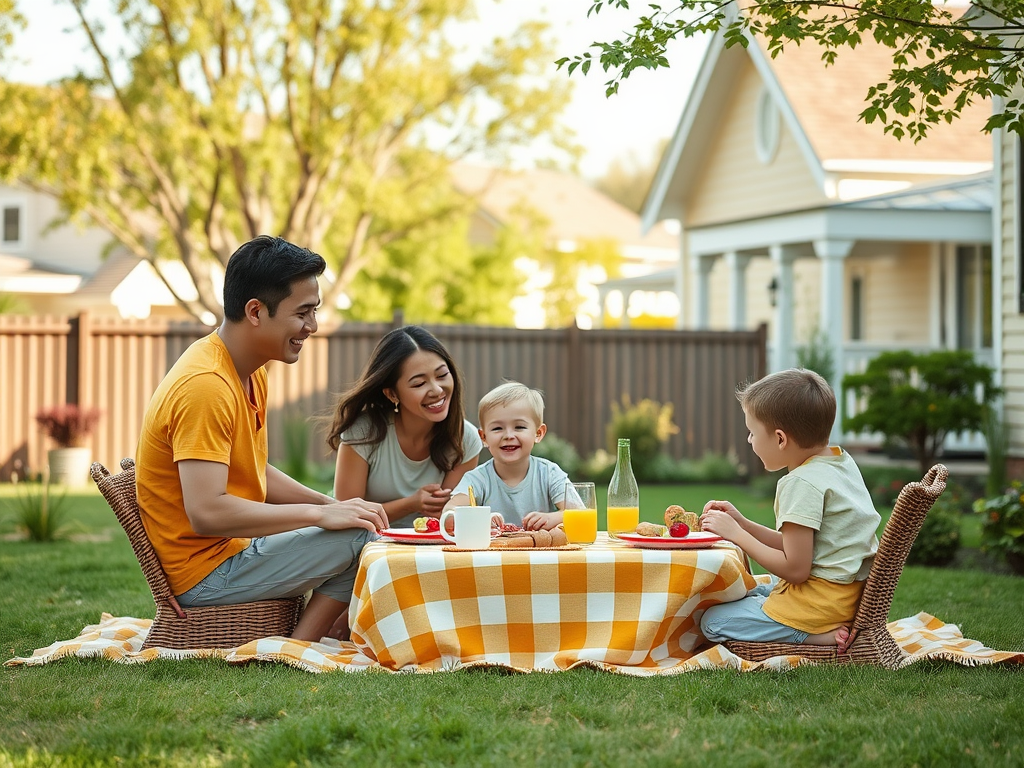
[562,481,597,545]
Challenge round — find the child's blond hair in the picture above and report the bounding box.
[478,381,545,426]
[737,368,835,449]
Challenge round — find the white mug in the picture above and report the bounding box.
[439,506,503,549]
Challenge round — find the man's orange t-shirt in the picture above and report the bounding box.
[136,332,267,595]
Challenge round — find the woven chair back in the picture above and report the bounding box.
[851,464,949,633]
[90,458,174,604]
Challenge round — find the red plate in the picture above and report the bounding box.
[379,528,445,545]
[616,531,723,550]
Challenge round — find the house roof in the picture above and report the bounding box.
[642,11,993,229]
[451,164,678,255]
[766,36,992,166]
[838,172,992,211]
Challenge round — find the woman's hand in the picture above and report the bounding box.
[413,484,452,516]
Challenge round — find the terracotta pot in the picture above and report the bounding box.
[47,447,92,488]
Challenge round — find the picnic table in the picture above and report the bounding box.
[349,533,757,672]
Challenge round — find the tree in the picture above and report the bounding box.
[592,139,667,213]
[559,0,1024,141]
[0,1,573,323]
[842,350,1001,475]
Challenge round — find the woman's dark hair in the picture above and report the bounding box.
[327,326,467,472]
[223,235,326,321]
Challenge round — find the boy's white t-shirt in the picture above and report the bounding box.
[773,447,881,583]
[453,456,569,526]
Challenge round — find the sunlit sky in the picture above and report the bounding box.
[3,0,708,179]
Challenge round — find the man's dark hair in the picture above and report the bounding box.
[222,236,327,321]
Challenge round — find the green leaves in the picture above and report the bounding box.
[842,350,1002,474]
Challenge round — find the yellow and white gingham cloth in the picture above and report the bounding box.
[7,538,1023,674]
[347,536,757,671]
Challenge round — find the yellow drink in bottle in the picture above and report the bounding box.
[607,506,640,537]
[563,508,598,544]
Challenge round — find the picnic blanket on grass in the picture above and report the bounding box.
[6,612,1023,674]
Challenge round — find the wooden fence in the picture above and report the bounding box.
[0,312,768,482]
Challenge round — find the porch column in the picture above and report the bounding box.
[769,245,797,371]
[725,251,753,330]
[814,238,854,442]
[691,254,714,329]
[621,290,635,328]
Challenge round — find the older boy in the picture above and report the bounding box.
[699,368,880,653]
[136,236,387,642]
[444,381,569,530]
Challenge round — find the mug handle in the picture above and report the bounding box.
[439,509,456,544]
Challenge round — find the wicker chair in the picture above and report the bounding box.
[91,458,304,650]
[724,463,948,669]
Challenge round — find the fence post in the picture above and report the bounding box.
[66,312,91,406]
[391,308,405,331]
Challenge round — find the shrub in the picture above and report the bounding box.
[974,482,1024,574]
[282,413,312,483]
[906,495,961,567]
[842,350,1000,475]
[578,449,615,484]
[532,433,581,478]
[983,407,1009,498]
[4,479,71,542]
[858,465,923,508]
[35,404,102,448]
[605,395,679,466]
[795,327,835,384]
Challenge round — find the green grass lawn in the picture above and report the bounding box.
[2,485,1023,768]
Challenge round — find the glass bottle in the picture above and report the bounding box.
[606,438,640,538]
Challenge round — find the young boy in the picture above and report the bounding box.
[444,381,569,530]
[699,368,880,654]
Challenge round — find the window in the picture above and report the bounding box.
[957,244,993,350]
[754,87,780,164]
[2,206,20,245]
[850,276,863,341]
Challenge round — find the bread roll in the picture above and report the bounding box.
[548,527,568,547]
[530,529,553,548]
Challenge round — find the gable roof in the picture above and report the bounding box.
[452,164,678,255]
[643,17,993,228]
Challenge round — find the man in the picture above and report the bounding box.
[136,236,387,641]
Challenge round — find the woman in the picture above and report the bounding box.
[328,325,482,529]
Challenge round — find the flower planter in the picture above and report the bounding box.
[48,447,92,488]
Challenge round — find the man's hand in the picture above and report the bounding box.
[317,498,389,533]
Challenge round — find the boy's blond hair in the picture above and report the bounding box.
[737,368,835,449]
[478,381,545,426]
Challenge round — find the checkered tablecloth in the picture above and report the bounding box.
[348,533,759,672]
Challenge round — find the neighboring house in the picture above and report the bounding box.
[451,164,680,328]
[639,21,993,444]
[0,183,193,320]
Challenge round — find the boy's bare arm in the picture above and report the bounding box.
[706,516,814,583]
[266,463,333,505]
[702,499,782,549]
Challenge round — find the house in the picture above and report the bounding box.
[0,183,196,320]
[968,4,1024,475]
[637,16,993,443]
[451,164,680,328]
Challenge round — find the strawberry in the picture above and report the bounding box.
[669,522,690,538]
[425,518,440,532]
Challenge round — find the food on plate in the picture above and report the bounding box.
[668,522,690,538]
[499,522,523,533]
[664,504,701,532]
[635,522,668,537]
[488,527,569,549]
[412,516,440,533]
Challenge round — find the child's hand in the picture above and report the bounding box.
[523,511,561,531]
[702,498,742,522]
